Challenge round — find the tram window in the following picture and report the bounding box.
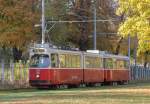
[100,58,103,68]
[30,54,50,68]
[117,60,129,69]
[124,60,129,69]
[85,57,91,68]
[66,54,72,68]
[119,60,124,69]
[76,55,81,68]
[69,55,72,68]
[72,55,77,68]
[59,54,81,68]
[85,56,101,68]
[51,54,59,68]
[95,57,101,68]
[116,60,128,69]
[113,59,117,69]
[59,54,66,68]
[105,58,114,69]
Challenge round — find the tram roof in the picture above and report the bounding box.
[30,43,129,60]
[103,54,129,60]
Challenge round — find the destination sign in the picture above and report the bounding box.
[33,49,45,53]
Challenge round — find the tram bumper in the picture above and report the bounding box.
[29,80,51,86]
[29,69,52,86]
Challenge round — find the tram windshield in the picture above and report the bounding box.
[30,54,50,68]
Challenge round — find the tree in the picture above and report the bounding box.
[68,0,92,50]
[44,0,126,53]
[116,0,150,66]
[68,0,122,51]
[45,0,71,46]
[0,0,39,61]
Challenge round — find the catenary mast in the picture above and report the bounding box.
[41,0,45,44]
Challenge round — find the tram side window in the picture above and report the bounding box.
[85,56,101,68]
[117,60,129,69]
[100,58,103,68]
[59,54,66,68]
[72,55,77,68]
[94,57,101,68]
[51,54,59,68]
[116,60,129,69]
[117,60,124,69]
[66,54,72,68]
[124,60,129,69]
[76,55,81,68]
[85,57,91,68]
[105,58,114,69]
[113,59,117,69]
[59,54,81,68]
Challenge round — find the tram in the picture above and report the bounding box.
[29,43,130,88]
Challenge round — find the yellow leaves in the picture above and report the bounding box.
[116,1,129,15]
[118,17,140,37]
[117,0,150,55]
[138,39,150,55]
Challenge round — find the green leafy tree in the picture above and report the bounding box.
[45,0,122,52]
[45,0,70,46]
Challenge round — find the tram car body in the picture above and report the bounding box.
[104,54,130,84]
[29,44,130,88]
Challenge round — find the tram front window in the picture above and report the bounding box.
[30,54,50,68]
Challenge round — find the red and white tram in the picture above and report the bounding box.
[29,44,130,88]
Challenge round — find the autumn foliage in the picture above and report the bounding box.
[117,0,150,55]
[0,0,39,49]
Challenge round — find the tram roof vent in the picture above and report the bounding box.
[86,50,100,53]
[32,43,50,48]
[99,51,108,54]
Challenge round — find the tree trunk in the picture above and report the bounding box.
[76,0,91,51]
[115,37,123,55]
[13,47,22,62]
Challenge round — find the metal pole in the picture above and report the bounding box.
[93,1,97,50]
[134,35,138,67]
[10,61,14,82]
[128,34,131,63]
[42,0,45,44]
[134,35,138,80]
[128,35,131,80]
[1,60,4,84]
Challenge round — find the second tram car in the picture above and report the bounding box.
[29,44,130,88]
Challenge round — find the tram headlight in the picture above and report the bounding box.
[36,74,40,78]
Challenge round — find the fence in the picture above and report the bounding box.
[0,61,29,89]
[0,62,150,89]
[130,65,150,81]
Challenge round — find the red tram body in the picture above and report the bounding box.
[104,69,130,83]
[103,55,130,84]
[29,44,130,88]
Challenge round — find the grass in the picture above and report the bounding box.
[0,83,150,104]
